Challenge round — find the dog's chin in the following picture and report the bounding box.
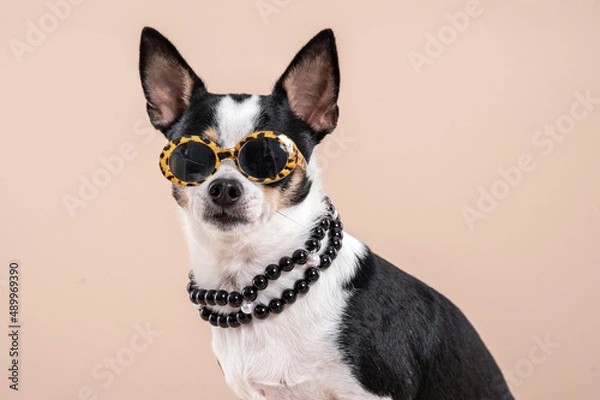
[203,209,251,232]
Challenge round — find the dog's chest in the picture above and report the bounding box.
[212,310,346,399]
[212,323,389,400]
[205,235,387,399]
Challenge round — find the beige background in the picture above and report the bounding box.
[1,0,599,399]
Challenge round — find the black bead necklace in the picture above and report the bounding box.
[186,199,343,328]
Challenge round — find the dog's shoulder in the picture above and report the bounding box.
[341,249,457,323]
[337,249,513,399]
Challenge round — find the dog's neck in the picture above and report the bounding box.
[181,186,329,291]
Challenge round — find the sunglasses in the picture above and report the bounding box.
[159,131,307,186]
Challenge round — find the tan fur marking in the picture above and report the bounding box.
[203,127,218,142]
[262,169,305,214]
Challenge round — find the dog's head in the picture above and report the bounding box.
[139,27,340,234]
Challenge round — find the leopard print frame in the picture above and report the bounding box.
[159,131,307,187]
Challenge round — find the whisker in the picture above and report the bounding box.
[275,210,307,229]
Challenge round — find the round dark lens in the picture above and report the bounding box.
[238,137,288,180]
[170,142,216,182]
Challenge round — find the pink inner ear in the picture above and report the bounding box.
[284,58,337,132]
[152,86,180,123]
[145,56,194,127]
[293,102,313,121]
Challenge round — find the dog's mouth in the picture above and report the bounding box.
[203,208,249,229]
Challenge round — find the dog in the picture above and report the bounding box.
[138,27,514,400]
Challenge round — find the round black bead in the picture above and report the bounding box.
[236,311,253,325]
[332,220,343,230]
[320,218,331,230]
[241,286,258,301]
[190,289,201,305]
[227,291,243,307]
[194,289,207,305]
[186,281,194,293]
[305,268,320,283]
[279,256,294,272]
[205,290,217,306]
[312,226,326,240]
[227,313,241,328]
[215,290,229,306]
[292,249,309,264]
[218,314,229,328]
[265,264,281,280]
[208,313,219,327]
[269,299,284,314]
[282,289,297,304]
[330,237,342,251]
[324,247,338,260]
[253,304,270,320]
[305,239,321,252]
[320,255,332,269]
[252,275,269,290]
[294,279,310,294]
[199,307,211,321]
[331,230,344,240]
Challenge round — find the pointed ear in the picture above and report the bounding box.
[139,27,205,131]
[273,29,340,142]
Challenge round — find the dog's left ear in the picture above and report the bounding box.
[273,29,340,143]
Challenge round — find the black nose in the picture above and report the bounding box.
[208,179,243,206]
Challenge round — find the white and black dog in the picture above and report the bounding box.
[139,27,513,400]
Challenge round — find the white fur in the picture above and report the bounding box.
[216,95,262,148]
[179,95,391,399]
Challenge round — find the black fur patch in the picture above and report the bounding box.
[229,93,252,103]
[338,250,514,400]
[288,174,312,206]
[167,92,223,142]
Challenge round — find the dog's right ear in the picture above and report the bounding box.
[139,27,205,132]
